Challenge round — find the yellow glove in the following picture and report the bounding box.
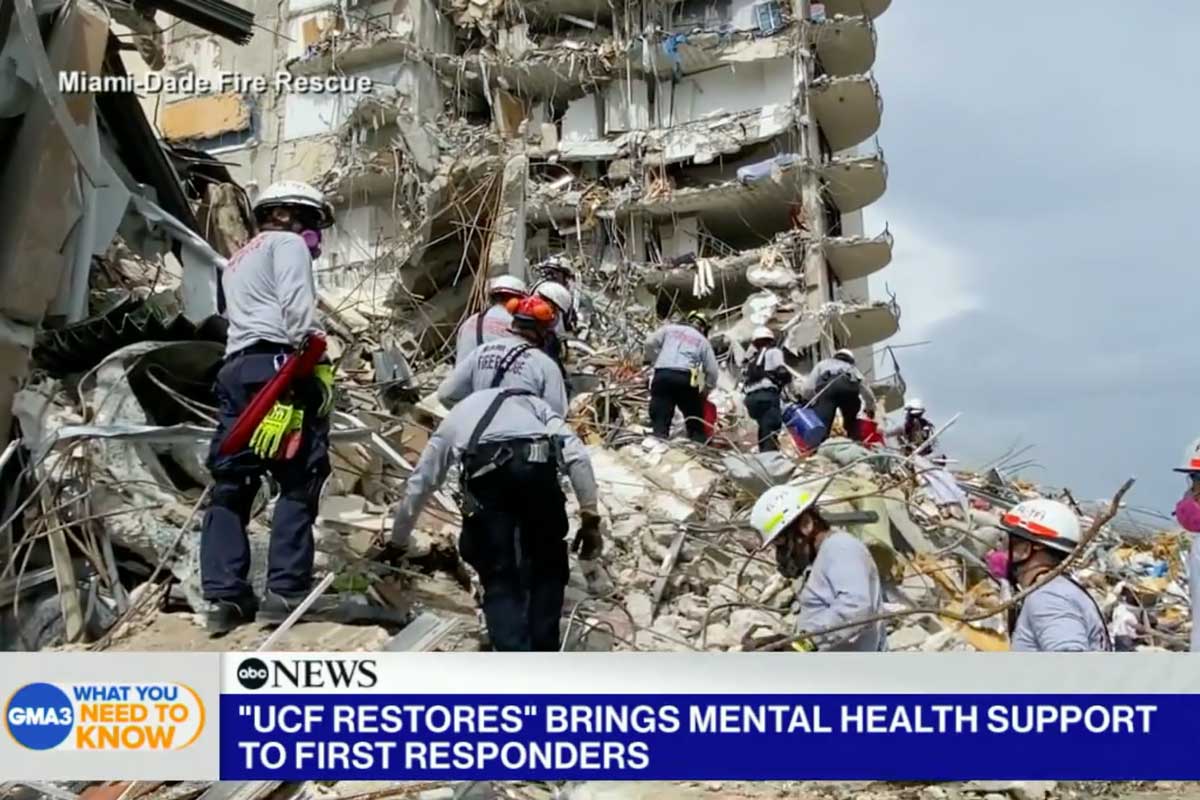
[250,402,298,459]
[313,364,335,417]
[791,637,817,653]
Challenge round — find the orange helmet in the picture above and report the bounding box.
[511,296,558,329]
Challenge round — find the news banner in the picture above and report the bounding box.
[3,653,1198,781]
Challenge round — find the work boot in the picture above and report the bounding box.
[258,589,346,626]
[206,595,258,637]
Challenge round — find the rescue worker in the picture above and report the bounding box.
[1172,436,1200,652]
[454,275,528,364]
[200,180,338,636]
[742,327,790,452]
[1002,498,1111,652]
[530,255,578,333]
[644,311,719,443]
[383,388,603,651]
[750,485,884,651]
[800,348,877,444]
[438,296,569,416]
[532,280,574,375]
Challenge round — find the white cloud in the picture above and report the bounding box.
[863,208,981,343]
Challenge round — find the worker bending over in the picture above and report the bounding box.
[751,485,884,651]
[200,181,337,636]
[1172,436,1200,651]
[385,388,603,651]
[455,275,527,364]
[1002,498,1110,652]
[644,311,719,443]
[742,326,790,452]
[438,296,568,416]
[801,348,877,443]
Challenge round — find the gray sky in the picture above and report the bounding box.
[864,1,1200,517]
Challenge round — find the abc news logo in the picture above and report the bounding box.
[236,657,378,690]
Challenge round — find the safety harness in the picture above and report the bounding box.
[459,388,540,515]
[489,344,535,389]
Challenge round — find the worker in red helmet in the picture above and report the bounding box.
[455,275,528,363]
[438,296,569,415]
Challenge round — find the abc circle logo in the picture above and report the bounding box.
[237,658,270,690]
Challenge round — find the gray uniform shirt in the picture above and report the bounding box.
[796,530,885,652]
[744,346,789,394]
[1011,575,1109,652]
[455,305,515,364]
[391,389,598,545]
[438,335,569,416]
[800,358,877,413]
[644,324,719,391]
[221,231,322,357]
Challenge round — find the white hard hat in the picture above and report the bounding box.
[487,275,527,298]
[750,485,818,547]
[252,181,334,228]
[1001,498,1081,555]
[537,254,573,278]
[535,281,572,314]
[1174,436,1200,473]
[752,326,775,342]
[905,398,925,414]
[833,348,855,363]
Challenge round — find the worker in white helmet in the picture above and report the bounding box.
[1002,498,1111,652]
[885,398,937,458]
[455,275,528,364]
[799,348,877,445]
[750,485,885,651]
[530,255,578,332]
[532,280,574,376]
[742,327,790,451]
[1172,436,1200,651]
[201,180,339,636]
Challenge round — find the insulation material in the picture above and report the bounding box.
[159,93,250,140]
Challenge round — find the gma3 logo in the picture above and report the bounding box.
[5,682,206,751]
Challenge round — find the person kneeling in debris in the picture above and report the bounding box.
[1001,498,1111,652]
[454,275,528,364]
[1172,436,1200,652]
[801,348,877,444]
[742,327,791,452]
[644,310,719,443]
[438,296,569,416]
[751,485,885,651]
[200,181,339,636]
[383,387,604,651]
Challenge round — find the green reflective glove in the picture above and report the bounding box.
[249,402,297,459]
[791,637,817,653]
[313,364,335,417]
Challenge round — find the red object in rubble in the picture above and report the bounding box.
[218,333,327,457]
[701,399,718,440]
[858,417,883,446]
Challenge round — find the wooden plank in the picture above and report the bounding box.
[649,527,688,617]
[47,526,84,642]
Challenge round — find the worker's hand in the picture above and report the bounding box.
[791,637,817,653]
[573,511,605,560]
[313,364,336,417]
[249,402,298,459]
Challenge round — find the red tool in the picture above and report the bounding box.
[701,399,718,440]
[218,333,327,457]
[858,417,883,447]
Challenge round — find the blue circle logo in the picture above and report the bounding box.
[5,683,74,750]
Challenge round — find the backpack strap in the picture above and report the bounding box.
[465,388,536,459]
[475,309,487,349]
[489,343,535,389]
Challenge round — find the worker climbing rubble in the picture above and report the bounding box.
[454,275,528,364]
[1172,436,1200,652]
[1000,498,1111,652]
[438,296,569,416]
[742,326,791,452]
[532,280,574,378]
[644,310,720,443]
[800,348,877,445]
[750,485,885,651]
[530,255,578,333]
[382,387,604,651]
[199,181,340,636]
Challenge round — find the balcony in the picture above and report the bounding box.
[809,14,876,76]
[819,151,887,212]
[830,300,900,349]
[809,74,882,152]
[821,0,891,20]
[823,228,893,281]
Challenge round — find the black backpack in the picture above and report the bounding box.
[744,352,768,384]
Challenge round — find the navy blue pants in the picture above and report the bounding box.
[200,345,331,601]
[744,388,783,451]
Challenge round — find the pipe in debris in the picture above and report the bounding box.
[257,571,338,651]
